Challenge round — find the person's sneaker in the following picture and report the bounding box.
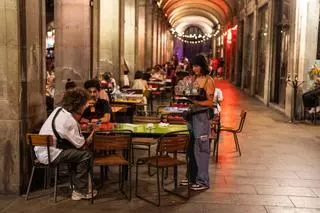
[179,179,189,186]
[71,190,98,201]
[190,184,209,191]
[71,191,87,201]
[86,189,98,199]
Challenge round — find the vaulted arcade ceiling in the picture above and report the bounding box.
[158,0,236,34]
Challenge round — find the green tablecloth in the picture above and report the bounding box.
[114,123,188,136]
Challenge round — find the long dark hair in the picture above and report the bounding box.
[192,55,209,76]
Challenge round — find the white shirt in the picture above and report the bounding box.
[123,75,130,86]
[34,107,85,164]
[213,88,223,114]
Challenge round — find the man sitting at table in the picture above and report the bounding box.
[82,79,112,123]
[35,87,96,200]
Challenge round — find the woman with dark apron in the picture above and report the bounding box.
[183,55,215,191]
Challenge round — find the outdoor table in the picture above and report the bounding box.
[112,99,143,104]
[111,106,127,113]
[111,99,143,122]
[81,123,188,137]
[114,123,188,137]
[158,106,188,115]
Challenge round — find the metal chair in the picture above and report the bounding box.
[25,134,71,202]
[132,116,161,175]
[211,115,221,163]
[135,130,191,206]
[90,130,133,203]
[220,110,247,156]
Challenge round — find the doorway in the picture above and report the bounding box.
[255,4,269,97]
[271,0,290,107]
[244,14,254,89]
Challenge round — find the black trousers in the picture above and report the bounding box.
[302,87,320,108]
[52,149,92,193]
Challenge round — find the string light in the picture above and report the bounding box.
[170,27,214,44]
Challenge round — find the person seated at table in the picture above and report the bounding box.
[82,79,112,123]
[213,87,223,114]
[101,72,116,93]
[122,69,130,89]
[132,70,149,115]
[150,65,166,81]
[36,87,97,200]
[142,68,152,82]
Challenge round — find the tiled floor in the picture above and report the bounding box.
[1,80,320,213]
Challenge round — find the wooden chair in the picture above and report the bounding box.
[90,130,133,203]
[135,130,190,206]
[220,110,247,156]
[25,134,69,202]
[132,116,161,175]
[166,115,187,124]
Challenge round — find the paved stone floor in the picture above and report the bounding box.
[1,80,320,213]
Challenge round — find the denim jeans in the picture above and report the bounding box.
[187,107,211,187]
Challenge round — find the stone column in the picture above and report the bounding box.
[166,29,174,61]
[263,1,274,104]
[92,0,100,78]
[0,0,46,194]
[152,6,159,65]
[136,0,146,70]
[54,0,91,98]
[123,0,136,83]
[285,0,320,118]
[144,0,153,69]
[99,0,121,83]
[212,37,217,58]
[163,22,168,62]
[250,6,258,96]
[159,12,163,64]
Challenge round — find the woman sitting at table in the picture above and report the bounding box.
[132,70,149,115]
[181,54,215,191]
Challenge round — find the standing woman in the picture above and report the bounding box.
[188,55,215,191]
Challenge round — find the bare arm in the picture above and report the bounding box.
[193,77,215,107]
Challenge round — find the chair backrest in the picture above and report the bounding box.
[93,130,132,151]
[236,110,247,133]
[26,134,53,164]
[166,115,187,124]
[133,116,161,123]
[156,130,190,155]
